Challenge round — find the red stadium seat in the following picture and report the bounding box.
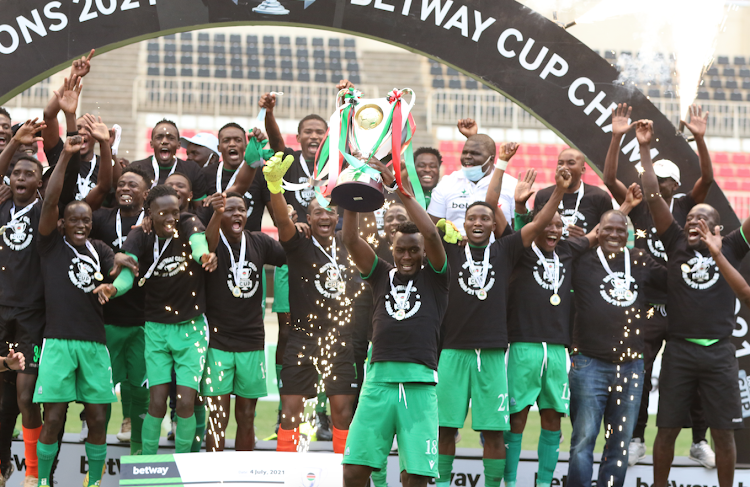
[712,152,730,164]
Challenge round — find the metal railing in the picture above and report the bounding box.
[135,77,380,119]
[429,89,750,138]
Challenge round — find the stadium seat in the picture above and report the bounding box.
[214,33,225,42]
[735,56,746,65]
[181,33,192,41]
[298,59,310,70]
[264,68,277,80]
[230,34,241,43]
[331,71,343,83]
[329,38,340,47]
[726,79,738,89]
[349,73,361,85]
[147,66,160,76]
[164,44,176,52]
[198,44,209,54]
[263,35,274,45]
[198,55,210,66]
[198,33,209,41]
[648,88,660,98]
[246,45,258,56]
[230,45,241,55]
[446,67,459,76]
[706,67,719,76]
[315,71,327,83]
[248,67,260,80]
[231,55,242,67]
[432,78,445,89]
[264,56,276,68]
[713,152,730,164]
[280,48,292,57]
[147,54,160,64]
[198,68,210,78]
[329,58,342,71]
[296,37,307,46]
[314,58,326,70]
[298,70,310,82]
[347,61,360,71]
[713,89,726,100]
[330,49,341,60]
[147,42,159,52]
[281,59,293,69]
[741,68,750,78]
[246,35,258,44]
[733,153,750,165]
[279,36,291,45]
[430,64,443,76]
[709,77,722,88]
[247,56,259,68]
[742,79,750,90]
[723,67,736,77]
[181,44,193,53]
[344,38,356,48]
[313,48,325,59]
[449,78,462,89]
[717,56,730,65]
[345,50,357,60]
[696,89,710,100]
[604,50,616,60]
[263,47,275,57]
[181,68,193,77]
[214,68,227,78]
[312,38,324,47]
[297,48,309,58]
[164,54,176,64]
[231,66,243,79]
[465,79,478,90]
[282,69,294,81]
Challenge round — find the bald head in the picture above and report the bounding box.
[468,134,496,157]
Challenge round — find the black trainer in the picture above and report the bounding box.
[315,412,333,441]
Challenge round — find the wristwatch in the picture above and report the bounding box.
[384,179,399,193]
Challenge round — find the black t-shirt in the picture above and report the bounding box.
[533,183,613,238]
[572,248,666,363]
[0,200,44,308]
[508,237,590,346]
[74,155,100,201]
[441,231,525,349]
[280,230,358,362]
[90,207,146,326]
[37,232,115,343]
[366,257,450,370]
[129,157,209,200]
[200,162,271,232]
[206,230,286,352]
[122,213,206,324]
[661,221,750,340]
[628,193,696,304]
[281,148,316,219]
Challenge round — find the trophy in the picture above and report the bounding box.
[252,0,290,14]
[323,88,417,212]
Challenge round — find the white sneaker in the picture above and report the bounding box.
[23,476,37,487]
[628,438,646,466]
[689,440,716,468]
[79,420,89,443]
[117,417,132,442]
[0,463,13,487]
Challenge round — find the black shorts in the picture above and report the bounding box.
[278,362,359,398]
[0,306,45,374]
[656,338,743,430]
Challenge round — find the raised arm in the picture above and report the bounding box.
[0,119,45,176]
[683,104,713,203]
[40,136,82,236]
[697,220,750,307]
[457,119,479,139]
[485,142,519,209]
[638,120,673,235]
[82,115,112,211]
[342,209,377,275]
[260,94,285,153]
[264,151,297,241]
[603,104,634,205]
[617,182,643,216]
[204,192,225,252]
[520,166,571,247]
[42,50,93,150]
[226,128,265,195]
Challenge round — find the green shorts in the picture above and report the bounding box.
[33,339,116,404]
[436,348,509,431]
[105,325,147,388]
[343,381,438,478]
[201,348,268,399]
[508,342,570,415]
[272,265,289,313]
[144,316,208,391]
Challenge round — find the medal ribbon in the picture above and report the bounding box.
[312,236,339,272]
[216,162,239,193]
[531,242,560,297]
[76,155,97,199]
[464,244,490,294]
[150,156,177,189]
[559,183,585,226]
[63,237,101,274]
[596,247,631,292]
[141,236,173,282]
[388,268,414,310]
[220,229,247,294]
[8,199,39,226]
[115,209,145,248]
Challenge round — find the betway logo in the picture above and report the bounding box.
[133,466,170,476]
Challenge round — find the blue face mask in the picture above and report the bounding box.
[462,156,492,182]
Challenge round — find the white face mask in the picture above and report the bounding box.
[462,155,493,182]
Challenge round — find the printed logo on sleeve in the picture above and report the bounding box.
[3,215,33,251]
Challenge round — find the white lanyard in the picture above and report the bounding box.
[312,236,338,272]
[151,156,177,189]
[669,198,674,214]
[139,236,173,285]
[115,209,145,249]
[560,184,585,225]
[76,155,97,199]
[465,244,490,299]
[531,242,560,296]
[389,268,414,320]
[597,246,631,291]
[9,199,38,223]
[220,229,247,298]
[63,237,102,281]
[299,154,313,180]
[216,162,239,193]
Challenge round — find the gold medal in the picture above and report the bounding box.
[138,277,146,287]
[681,263,691,273]
[337,281,346,294]
[94,271,104,281]
[395,309,406,321]
[232,286,242,298]
[550,293,561,306]
[476,289,487,300]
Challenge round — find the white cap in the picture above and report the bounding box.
[180,133,219,155]
[653,159,681,185]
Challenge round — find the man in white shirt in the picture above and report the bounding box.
[428,134,518,233]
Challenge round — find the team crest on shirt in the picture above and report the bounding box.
[560,209,586,237]
[385,283,421,320]
[226,260,260,298]
[2,215,33,251]
[314,262,346,299]
[458,260,496,297]
[532,258,565,291]
[154,255,187,278]
[74,180,96,201]
[599,271,638,307]
[244,191,256,218]
[646,227,667,261]
[295,176,314,207]
[681,255,720,290]
[68,257,97,292]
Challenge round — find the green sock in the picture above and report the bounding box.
[85,442,107,486]
[175,414,197,453]
[315,376,326,413]
[537,429,561,487]
[130,385,149,455]
[121,381,132,419]
[276,364,283,412]
[504,431,523,487]
[436,454,454,486]
[371,467,388,487]
[192,405,206,452]
[141,413,163,455]
[37,441,59,486]
[483,458,505,487]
